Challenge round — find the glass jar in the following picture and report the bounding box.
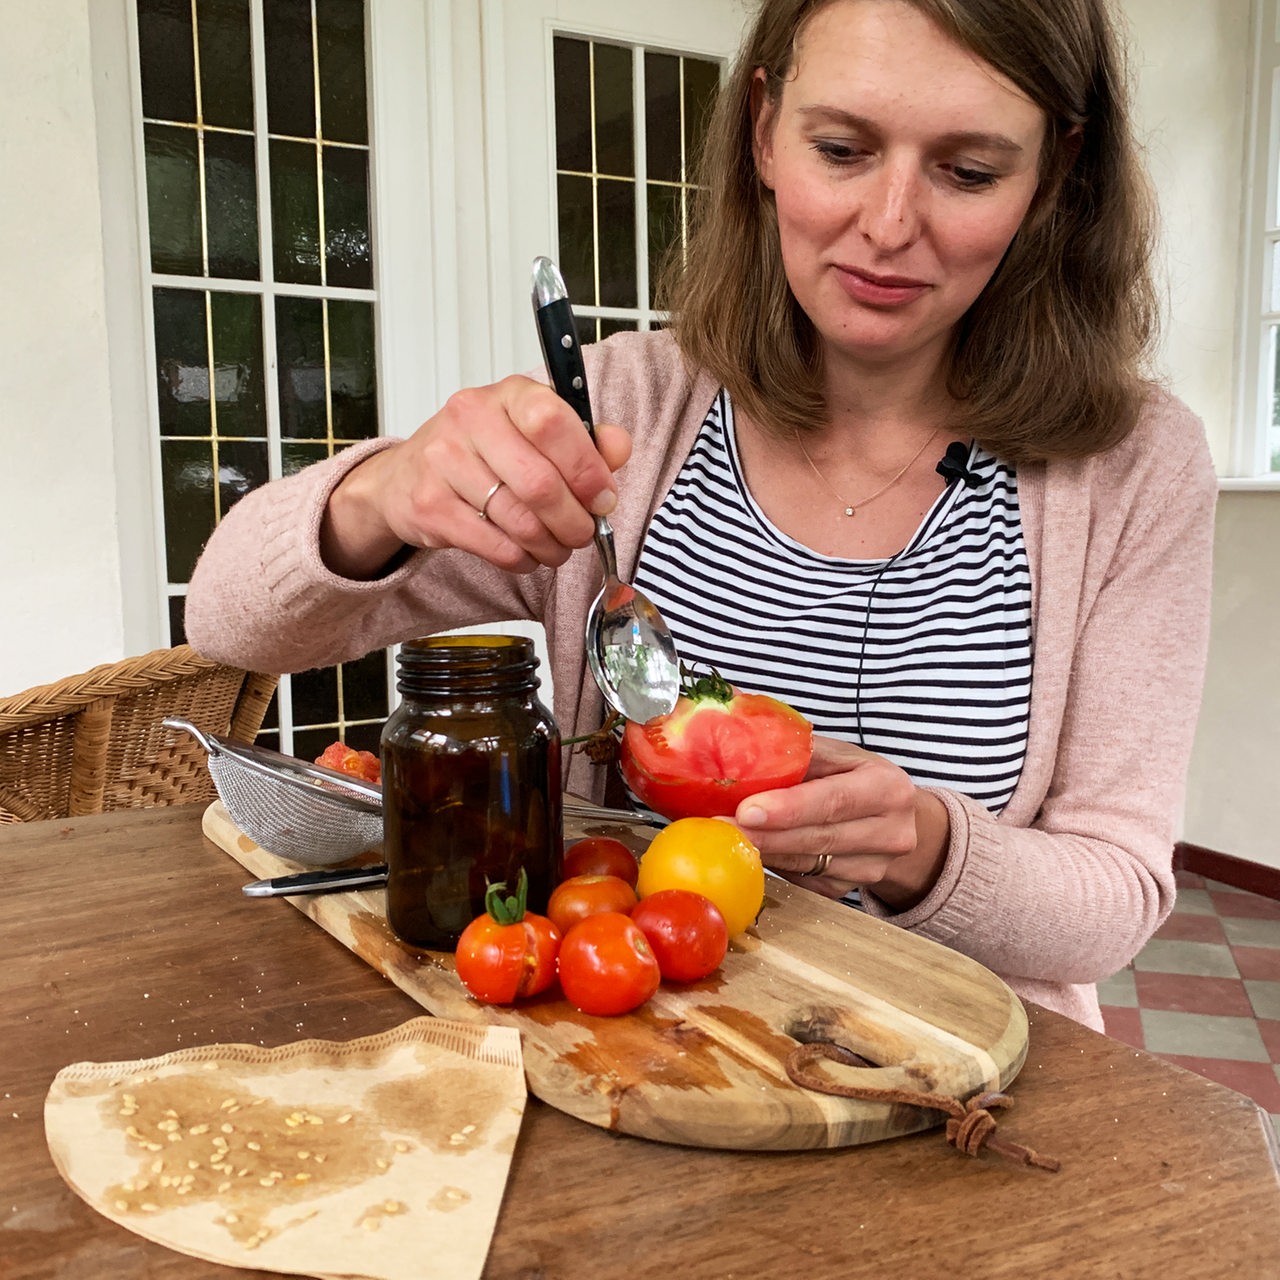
[381,634,562,951]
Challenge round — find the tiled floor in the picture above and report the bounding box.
[1098,869,1280,1144]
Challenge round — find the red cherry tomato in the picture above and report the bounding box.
[630,889,728,982]
[454,873,561,1004]
[557,912,661,1016]
[547,874,638,937]
[620,670,812,821]
[562,837,639,887]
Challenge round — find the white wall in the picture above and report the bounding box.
[1122,0,1252,458]
[0,0,132,696]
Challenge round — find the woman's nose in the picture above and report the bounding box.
[856,159,922,251]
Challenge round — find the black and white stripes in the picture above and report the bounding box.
[631,390,1032,814]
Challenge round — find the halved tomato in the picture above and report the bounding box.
[620,670,812,821]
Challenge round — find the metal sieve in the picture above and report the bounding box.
[166,717,384,866]
[166,717,651,868]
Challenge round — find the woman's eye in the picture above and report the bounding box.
[949,165,999,190]
[812,139,864,165]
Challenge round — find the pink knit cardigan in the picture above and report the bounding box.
[186,331,1217,1029]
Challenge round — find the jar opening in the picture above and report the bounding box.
[395,634,541,696]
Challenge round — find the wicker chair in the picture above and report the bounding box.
[0,645,277,824]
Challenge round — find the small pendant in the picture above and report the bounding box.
[843,505,855,517]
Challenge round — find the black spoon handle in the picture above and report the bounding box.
[532,256,595,439]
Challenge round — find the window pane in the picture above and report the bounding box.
[276,296,328,439]
[270,139,322,284]
[198,0,253,130]
[328,300,378,439]
[599,318,639,340]
[645,52,681,183]
[281,440,331,474]
[161,439,217,581]
[554,36,591,173]
[137,0,196,123]
[204,129,260,279]
[168,594,187,645]
[217,439,269,516]
[648,180,682,300]
[264,0,316,138]
[317,0,368,145]
[291,664,338,729]
[1271,325,1280,469]
[323,145,372,289]
[209,291,264,437]
[594,43,633,178]
[293,726,341,765]
[146,124,203,275]
[154,287,211,436]
[683,57,721,176]
[342,649,390,721]
[557,173,595,304]
[598,178,637,308]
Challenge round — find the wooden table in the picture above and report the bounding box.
[3,807,1278,1280]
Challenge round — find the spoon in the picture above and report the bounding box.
[531,256,681,723]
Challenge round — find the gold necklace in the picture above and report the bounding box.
[793,426,941,518]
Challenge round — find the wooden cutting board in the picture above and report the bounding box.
[203,800,1028,1152]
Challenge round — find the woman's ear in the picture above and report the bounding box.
[750,67,777,189]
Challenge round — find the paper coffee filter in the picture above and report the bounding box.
[44,1017,526,1280]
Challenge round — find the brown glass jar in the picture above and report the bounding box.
[380,634,562,950]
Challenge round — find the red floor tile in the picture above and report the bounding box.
[1156,1055,1280,1112]
[1153,912,1228,944]
[1101,1005,1145,1049]
[1233,946,1280,981]
[1259,1019,1280,1063]
[1209,890,1280,920]
[1174,869,1207,890]
[1133,971,1254,1017]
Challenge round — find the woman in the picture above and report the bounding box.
[186,0,1216,1030]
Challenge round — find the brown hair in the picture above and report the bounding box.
[662,0,1160,462]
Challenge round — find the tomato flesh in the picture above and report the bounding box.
[621,688,811,821]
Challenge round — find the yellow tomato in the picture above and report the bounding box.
[636,818,765,939]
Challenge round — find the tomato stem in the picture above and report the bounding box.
[680,662,734,704]
[484,868,529,926]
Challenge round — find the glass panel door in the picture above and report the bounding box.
[135,0,389,756]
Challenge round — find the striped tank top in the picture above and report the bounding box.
[630,389,1033,814]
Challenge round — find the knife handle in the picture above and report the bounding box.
[242,864,389,897]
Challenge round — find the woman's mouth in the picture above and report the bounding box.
[834,265,930,306]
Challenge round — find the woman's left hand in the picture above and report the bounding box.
[732,736,951,910]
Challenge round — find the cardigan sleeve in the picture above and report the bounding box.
[861,402,1217,991]
[184,438,549,673]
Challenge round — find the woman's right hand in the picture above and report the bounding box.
[319,375,631,579]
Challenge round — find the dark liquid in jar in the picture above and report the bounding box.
[382,704,561,950]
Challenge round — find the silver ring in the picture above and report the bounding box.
[477,480,504,521]
[800,853,832,877]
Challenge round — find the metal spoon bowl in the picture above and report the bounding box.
[531,256,681,723]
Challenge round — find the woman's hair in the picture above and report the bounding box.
[662,0,1160,462]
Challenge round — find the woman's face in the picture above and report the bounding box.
[753,0,1047,376]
